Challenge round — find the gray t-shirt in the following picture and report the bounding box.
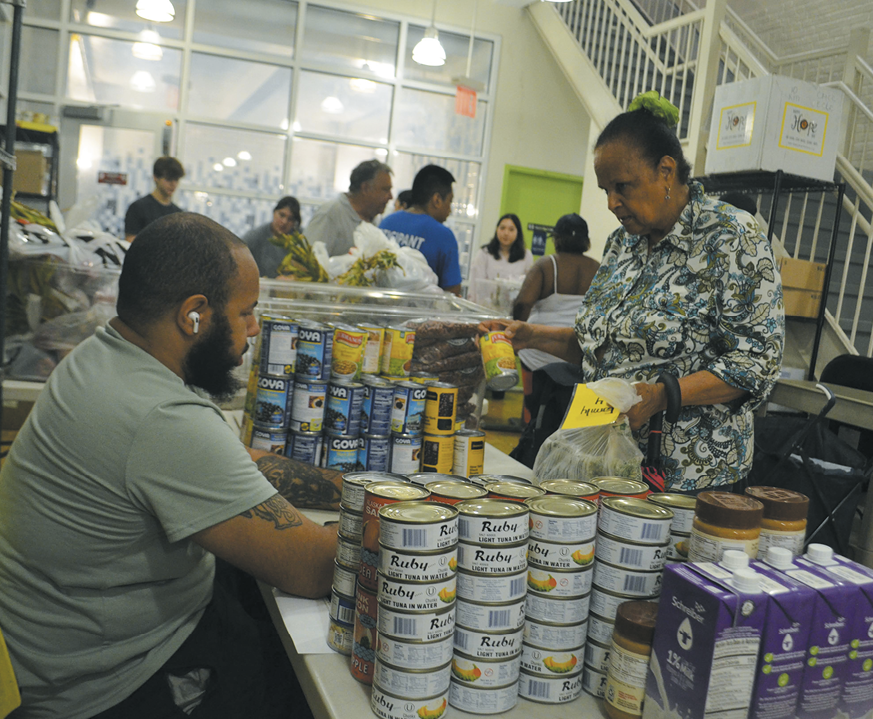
[0,325,276,718]
[241,221,286,278]
[304,193,365,256]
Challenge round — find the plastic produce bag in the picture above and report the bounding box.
[532,377,645,483]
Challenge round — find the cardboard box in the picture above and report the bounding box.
[779,257,826,291]
[12,149,48,195]
[705,75,844,182]
[783,288,822,318]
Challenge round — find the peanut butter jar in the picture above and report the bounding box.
[745,485,809,558]
[604,600,658,719]
[687,491,764,563]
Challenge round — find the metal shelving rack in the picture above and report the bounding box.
[695,170,846,381]
[1,0,27,443]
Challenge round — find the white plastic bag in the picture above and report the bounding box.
[532,377,644,483]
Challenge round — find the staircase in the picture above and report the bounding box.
[528,0,873,376]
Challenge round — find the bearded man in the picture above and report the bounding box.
[0,213,340,718]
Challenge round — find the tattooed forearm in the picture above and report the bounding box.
[255,454,342,510]
[240,494,304,529]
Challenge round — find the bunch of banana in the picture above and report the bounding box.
[336,250,403,287]
[271,230,329,282]
[9,198,58,232]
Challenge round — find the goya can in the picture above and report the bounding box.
[378,501,459,552]
[374,659,452,698]
[527,565,592,598]
[289,379,327,433]
[449,679,519,714]
[253,375,294,428]
[598,497,674,545]
[381,325,416,377]
[457,541,528,575]
[426,481,488,506]
[421,434,454,473]
[390,434,422,475]
[377,572,457,612]
[593,477,650,500]
[423,382,458,435]
[539,479,600,505]
[479,331,519,391]
[249,425,287,454]
[525,590,591,624]
[454,626,524,660]
[518,668,583,704]
[324,380,365,437]
[379,545,457,583]
[520,643,585,678]
[342,471,407,513]
[453,430,486,476]
[528,536,595,570]
[377,604,456,643]
[594,532,669,572]
[457,569,527,603]
[455,499,529,545]
[647,492,697,534]
[351,584,378,684]
[331,323,368,381]
[360,482,431,590]
[486,481,545,503]
[295,320,332,381]
[323,435,363,473]
[287,429,322,466]
[452,652,521,689]
[359,325,384,375]
[376,634,454,672]
[360,375,395,435]
[524,618,588,651]
[258,316,298,377]
[455,597,527,632]
[327,617,353,656]
[526,496,599,543]
[371,685,448,719]
[391,381,427,435]
[592,560,662,598]
[358,434,392,472]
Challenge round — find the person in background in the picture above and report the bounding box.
[124,156,185,242]
[0,213,340,718]
[513,213,600,420]
[394,189,413,212]
[380,165,462,295]
[241,196,301,278]
[304,159,393,257]
[467,213,533,306]
[481,92,784,493]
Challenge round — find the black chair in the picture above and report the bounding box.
[820,354,873,462]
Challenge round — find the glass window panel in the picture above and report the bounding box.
[390,152,481,221]
[181,123,286,194]
[450,222,476,280]
[193,0,297,58]
[188,54,291,128]
[295,71,392,144]
[21,27,59,96]
[69,0,188,40]
[394,89,486,156]
[177,190,278,239]
[300,6,398,78]
[404,27,492,89]
[66,34,182,112]
[288,138,384,199]
[25,0,61,20]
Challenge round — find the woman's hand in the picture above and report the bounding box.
[625,382,667,431]
[477,319,535,351]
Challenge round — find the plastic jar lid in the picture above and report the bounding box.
[613,600,659,647]
[695,491,764,530]
[745,486,809,522]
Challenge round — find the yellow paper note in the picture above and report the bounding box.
[559,384,621,430]
[0,629,21,718]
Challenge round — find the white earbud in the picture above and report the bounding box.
[187,311,200,334]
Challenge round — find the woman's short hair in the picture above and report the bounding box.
[595,108,692,184]
[485,213,526,263]
[552,213,590,254]
[274,196,301,225]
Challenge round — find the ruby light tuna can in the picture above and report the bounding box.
[453,625,524,660]
[360,375,395,435]
[524,618,588,651]
[295,320,332,381]
[527,536,595,571]
[520,643,584,678]
[253,375,294,428]
[377,604,456,643]
[390,433,422,475]
[455,597,527,632]
[527,565,593,598]
[453,429,486,476]
[258,316,297,377]
[525,590,591,624]
[378,501,459,552]
[452,652,521,689]
[376,634,454,672]
[539,479,600,505]
[449,679,519,714]
[587,612,616,645]
[526,497,599,543]
[582,663,608,698]
[426,481,488,506]
[324,380,365,437]
[374,659,452,699]
[591,560,663,597]
[486,481,545,503]
[423,382,458,435]
[518,668,583,704]
[377,572,457,612]
[391,381,427,435]
[597,496,674,545]
[287,429,322,466]
[341,471,407,513]
[289,378,327,433]
[351,584,378,684]
[455,499,529,545]
[594,532,670,572]
[358,434,392,472]
[249,425,287,454]
[583,638,611,672]
[371,685,448,719]
[379,545,457,583]
[593,477,650,500]
[457,541,528,575]
[421,434,454,473]
[457,569,527,603]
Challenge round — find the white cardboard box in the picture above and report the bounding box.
[705,75,844,182]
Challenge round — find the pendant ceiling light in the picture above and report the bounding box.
[413,0,446,67]
[135,0,175,23]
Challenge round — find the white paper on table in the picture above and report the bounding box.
[273,589,335,654]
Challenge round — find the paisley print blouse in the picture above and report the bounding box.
[575,181,785,491]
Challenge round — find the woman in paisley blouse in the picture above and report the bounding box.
[482,94,784,492]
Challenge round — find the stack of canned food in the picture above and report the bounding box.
[584,495,674,698]
[647,493,696,565]
[519,494,599,705]
[450,498,530,714]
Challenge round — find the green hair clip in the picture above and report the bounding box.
[628,91,680,127]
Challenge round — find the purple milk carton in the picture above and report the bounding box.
[642,563,766,719]
[764,544,854,719]
[809,547,873,719]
